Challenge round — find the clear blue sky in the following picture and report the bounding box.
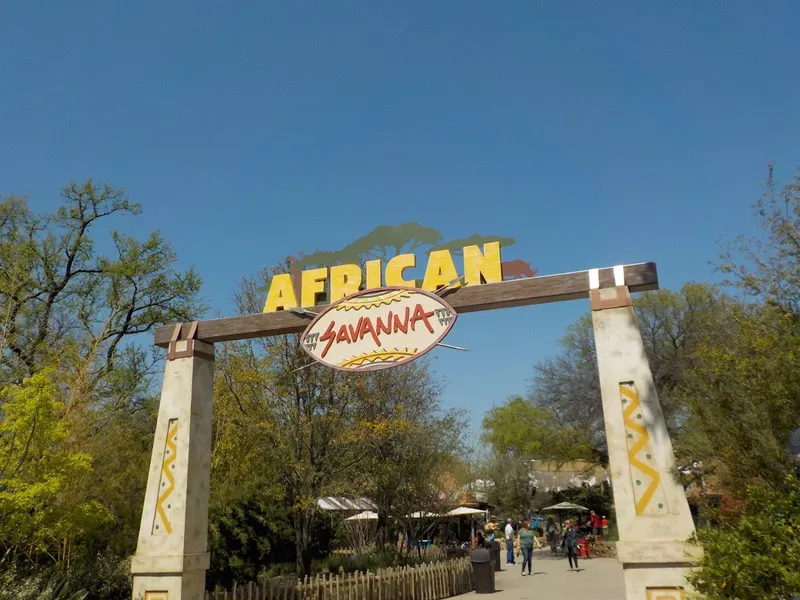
[2,1,798,438]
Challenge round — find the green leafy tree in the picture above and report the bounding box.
[687,475,800,600]
[528,283,729,463]
[672,301,800,497]
[481,395,592,462]
[0,181,204,592]
[0,369,113,566]
[215,266,458,576]
[0,181,203,384]
[353,368,467,551]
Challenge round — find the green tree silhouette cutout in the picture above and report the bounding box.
[258,225,517,294]
[430,234,516,257]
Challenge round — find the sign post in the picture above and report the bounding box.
[131,239,699,599]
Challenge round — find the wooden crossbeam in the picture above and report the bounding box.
[153,262,658,347]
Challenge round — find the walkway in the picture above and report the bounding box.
[465,551,625,600]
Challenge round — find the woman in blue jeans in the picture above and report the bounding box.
[518,520,535,575]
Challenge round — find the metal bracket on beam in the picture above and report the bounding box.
[166,321,214,361]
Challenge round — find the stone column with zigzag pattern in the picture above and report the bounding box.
[131,339,215,600]
[590,285,701,600]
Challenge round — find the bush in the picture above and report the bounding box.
[687,475,800,599]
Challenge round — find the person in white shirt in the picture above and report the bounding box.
[504,518,516,565]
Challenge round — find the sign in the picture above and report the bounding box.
[299,287,457,372]
[263,241,503,313]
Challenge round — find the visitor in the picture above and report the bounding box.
[504,518,516,565]
[546,517,558,554]
[590,510,601,536]
[562,523,580,570]
[476,530,486,548]
[519,520,535,576]
[601,515,609,536]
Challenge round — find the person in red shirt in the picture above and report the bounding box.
[601,516,609,536]
[590,511,601,536]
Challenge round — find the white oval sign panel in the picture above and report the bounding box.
[299,287,458,372]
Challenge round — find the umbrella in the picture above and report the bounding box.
[541,502,590,512]
[541,502,590,532]
[446,506,486,516]
[345,510,378,521]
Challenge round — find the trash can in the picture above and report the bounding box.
[490,540,502,572]
[470,548,495,594]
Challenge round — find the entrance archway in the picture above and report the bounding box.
[130,260,699,600]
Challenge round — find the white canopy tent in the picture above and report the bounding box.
[344,510,379,521]
[446,506,485,516]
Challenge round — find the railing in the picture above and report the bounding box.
[206,557,474,600]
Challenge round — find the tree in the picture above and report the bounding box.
[0,181,204,594]
[718,166,800,313]
[481,395,592,462]
[0,369,112,566]
[0,181,203,384]
[353,369,466,551]
[687,475,800,600]
[215,265,459,576]
[672,301,800,497]
[528,283,729,463]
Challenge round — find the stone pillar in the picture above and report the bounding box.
[131,335,215,600]
[590,282,700,600]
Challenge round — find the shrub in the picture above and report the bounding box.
[687,475,800,599]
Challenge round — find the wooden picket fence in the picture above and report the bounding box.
[205,557,474,600]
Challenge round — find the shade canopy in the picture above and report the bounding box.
[345,510,379,521]
[447,506,486,516]
[541,502,590,512]
[405,511,441,518]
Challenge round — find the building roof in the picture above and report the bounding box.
[317,497,377,511]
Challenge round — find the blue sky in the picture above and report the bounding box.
[2,1,798,438]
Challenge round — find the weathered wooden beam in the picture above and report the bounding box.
[153,262,658,347]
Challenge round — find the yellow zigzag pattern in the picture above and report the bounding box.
[155,421,178,535]
[334,290,414,311]
[339,348,418,368]
[620,384,664,516]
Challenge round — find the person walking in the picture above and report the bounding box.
[590,510,601,536]
[504,518,516,565]
[546,517,558,554]
[518,520,535,576]
[562,523,580,571]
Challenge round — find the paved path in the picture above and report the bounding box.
[465,551,625,600]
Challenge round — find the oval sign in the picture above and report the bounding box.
[299,287,458,372]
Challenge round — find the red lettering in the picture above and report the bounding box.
[360,317,381,346]
[315,301,441,361]
[319,320,337,358]
[377,312,392,335]
[410,303,435,334]
[336,324,352,344]
[393,307,410,334]
[348,317,363,341]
